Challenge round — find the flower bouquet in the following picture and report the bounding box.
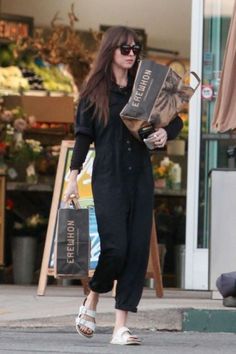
[153,157,174,189]
[13,139,43,183]
[14,213,47,237]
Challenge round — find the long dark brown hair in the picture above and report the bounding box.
[79,26,140,123]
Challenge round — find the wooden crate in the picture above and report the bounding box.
[4,95,75,123]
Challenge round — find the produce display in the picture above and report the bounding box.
[0,66,29,92]
[29,121,66,130]
[21,66,44,91]
[24,63,73,93]
[0,63,73,95]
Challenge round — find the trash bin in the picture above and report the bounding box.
[12,236,37,285]
[209,169,236,293]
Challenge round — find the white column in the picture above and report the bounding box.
[185,0,208,290]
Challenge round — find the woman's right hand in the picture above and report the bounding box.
[63,170,80,203]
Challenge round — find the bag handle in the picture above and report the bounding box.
[180,71,201,92]
[190,71,201,91]
[68,194,81,209]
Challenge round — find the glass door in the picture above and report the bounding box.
[199,0,234,249]
[185,0,234,289]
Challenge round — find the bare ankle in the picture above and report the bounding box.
[86,291,99,307]
[113,309,128,333]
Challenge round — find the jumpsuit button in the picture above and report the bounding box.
[128,166,132,171]
[128,147,132,152]
[126,140,131,144]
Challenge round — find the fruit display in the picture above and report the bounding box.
[0,62,74,95]
[0,66,29,92]
[24,120,72,146]
[20,67,44,91]
[29,121,66,130]
[26,63,73,94]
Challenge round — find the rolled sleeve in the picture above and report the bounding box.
[164,115,183,140]
[74,98,95,139]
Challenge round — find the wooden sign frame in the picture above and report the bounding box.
[37,140,100,295]
[0,175,6,266]
[37,141,163,297]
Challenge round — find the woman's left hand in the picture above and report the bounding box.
[144,128,168,148]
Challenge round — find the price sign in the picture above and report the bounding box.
[201,85,214,100]
[0,14,33,42]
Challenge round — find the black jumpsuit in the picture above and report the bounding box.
[72,80,183,313]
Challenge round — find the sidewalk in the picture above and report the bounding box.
[0,285,236,333]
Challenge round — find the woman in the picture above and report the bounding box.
[64,25,183,345]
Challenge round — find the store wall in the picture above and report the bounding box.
[0,0,191,58]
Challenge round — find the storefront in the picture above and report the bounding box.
[0,1,192,287]
[185,0,235,289]
[1,0,235,290]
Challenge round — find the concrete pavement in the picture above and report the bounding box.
[2,328,236,354]
[1,285,236,332]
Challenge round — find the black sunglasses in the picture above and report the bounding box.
[117,44,142,56]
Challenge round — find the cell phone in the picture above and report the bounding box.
[138,125,155,140]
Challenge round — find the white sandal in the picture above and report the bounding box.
[110,326,141,345]
[75,299,96,338]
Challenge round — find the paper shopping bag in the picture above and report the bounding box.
[120,59,200,140]
[54,206,90,278]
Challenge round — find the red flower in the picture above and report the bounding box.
[6,198,14,210]
[0,142,7,156]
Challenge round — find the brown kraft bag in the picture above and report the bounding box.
[120,59,200,140]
